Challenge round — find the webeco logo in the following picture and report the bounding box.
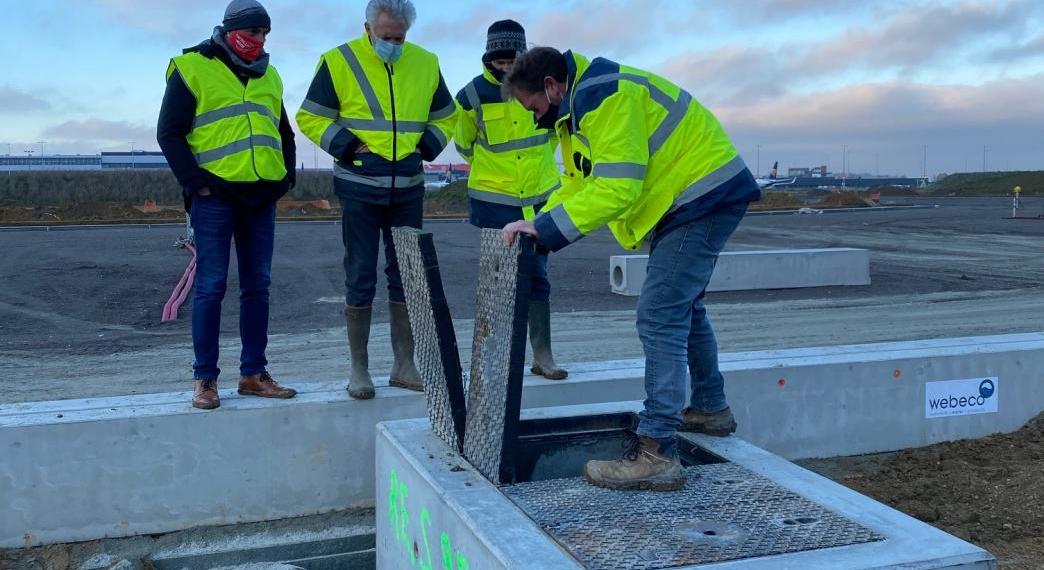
[925,377,999,418]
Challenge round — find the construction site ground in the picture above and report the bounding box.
[1,195,1043,568]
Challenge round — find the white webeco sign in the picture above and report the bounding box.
[925,377,998,418]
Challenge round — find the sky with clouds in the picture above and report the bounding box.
[2,0,1043,177]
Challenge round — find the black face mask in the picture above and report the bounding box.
[536,104,559,129]
[484,61,507,83]
[536,86,560,129]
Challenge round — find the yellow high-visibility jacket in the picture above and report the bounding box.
[455,67,560,221]
[167,52,287,182]
[296,33,456,201]
[534,52,753,250]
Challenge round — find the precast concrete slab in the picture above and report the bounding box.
[375,407,996,570]
[4,333,1043,547]
[610,248,871,296]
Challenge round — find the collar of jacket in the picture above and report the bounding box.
[480,65,503,87]
[560,50,591,130]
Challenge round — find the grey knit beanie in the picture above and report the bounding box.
[223,0,271,31]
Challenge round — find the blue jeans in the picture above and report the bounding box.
[635,202,748,441]
[340,196,423,307]
[468,197,551,301]
[190,195,276,380]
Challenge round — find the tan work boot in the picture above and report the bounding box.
[680,406,737,436]
[388,302,423,392]
[192,379,220,410]
[528,300,567,380]
[345,305,375,399]
[583,434,686,491]
[238,372,297,399]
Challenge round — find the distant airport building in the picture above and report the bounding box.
[0,151,169,171]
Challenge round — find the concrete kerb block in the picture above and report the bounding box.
[609,254,648,296]
[4,333,1044,548]
[610,248,871,296]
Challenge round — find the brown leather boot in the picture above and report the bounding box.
[192,379,220,410]
[583,434,685,491]
[238,372,297,399]
[680,407,737,436]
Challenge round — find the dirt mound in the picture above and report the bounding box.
[817,190,870,208]
[750,191,805,211]
[803,412,1044,569]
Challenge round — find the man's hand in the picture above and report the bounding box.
[356,143,370,154]
[198,187,211,196]
[501,220,539,245]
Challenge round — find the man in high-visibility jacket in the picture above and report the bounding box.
[455,20,567,380]
[157,0,298,410]
[297,0,456,400]
[502,48,761,491]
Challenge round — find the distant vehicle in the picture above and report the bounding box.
[755,161,797,189]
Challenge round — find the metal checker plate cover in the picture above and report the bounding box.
[502,462,885,569]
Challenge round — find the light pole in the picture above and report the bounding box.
[37,141,46,158]
[25,149,34,172]
[130,141,136,169]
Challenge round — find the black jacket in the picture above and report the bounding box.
[157,38,296,212]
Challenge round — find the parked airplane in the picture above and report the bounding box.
[755,162,796,189]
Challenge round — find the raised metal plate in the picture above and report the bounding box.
[463,229,535,484]
[503,462,885,569]
[391,227,467,452]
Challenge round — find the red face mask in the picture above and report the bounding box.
[227,30,265,62]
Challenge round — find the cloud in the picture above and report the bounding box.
[659,0,1040,106]
[0,86,51,113]
[414,0,666,56]
[91,0,220,39]
[990,34,1044,61]
[42,119,155,143]
[795,1,1036,75]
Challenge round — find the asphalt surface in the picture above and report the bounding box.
[1,196,1042,403]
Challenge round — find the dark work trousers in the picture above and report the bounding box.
[340,195,424,307]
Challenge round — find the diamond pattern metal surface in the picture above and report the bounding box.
[391,227,466,452]
[502,463,884,569]
[463,230,535,484]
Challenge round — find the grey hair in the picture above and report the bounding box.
[366,0,416,29]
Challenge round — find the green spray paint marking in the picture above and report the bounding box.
[387,470,469,568]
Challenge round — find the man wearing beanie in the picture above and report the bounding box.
[157,0,298,410]
[455,20,567,380]
[297,0,456,400]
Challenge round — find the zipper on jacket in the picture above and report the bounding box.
[243,82,262,180]
[386,63,397,190]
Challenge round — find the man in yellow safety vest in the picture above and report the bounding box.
[455,20,567,380]
[157,0,298,410]
[297,0,456,399]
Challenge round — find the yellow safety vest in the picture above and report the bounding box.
[541,52,747,250]
[167,52,286,182]
[455,68,560,221]
[296,33,456,189]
